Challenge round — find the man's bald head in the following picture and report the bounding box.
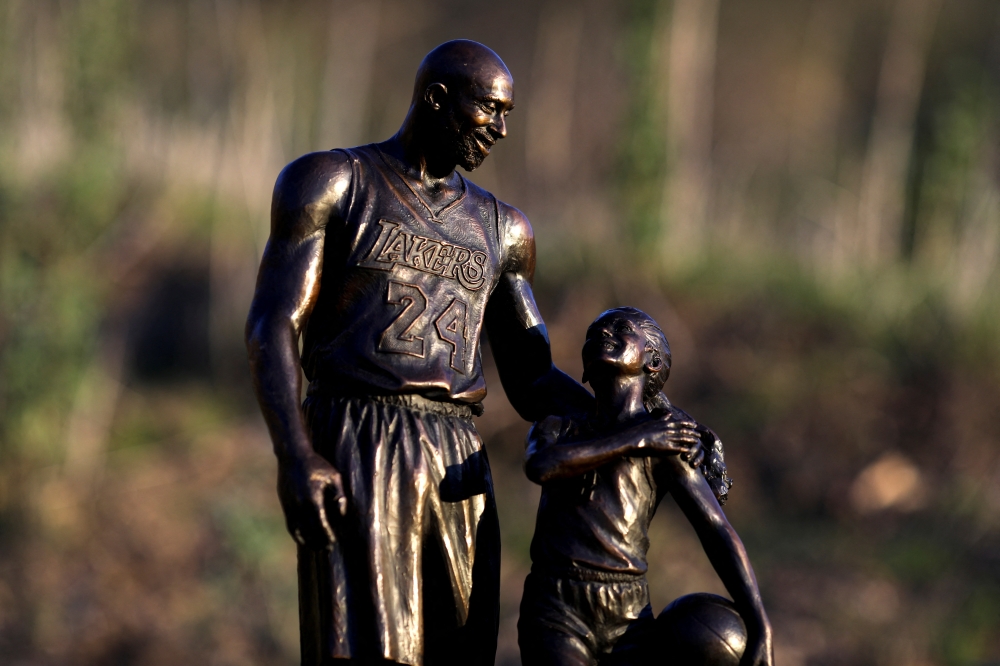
[412,40,512,104]
[402,40,514,172]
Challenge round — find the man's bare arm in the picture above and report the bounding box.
[245,150,351,548]
[662,455,774,666]
[485,204,594,421]
[524,416,701,485]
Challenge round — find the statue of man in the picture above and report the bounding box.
[246,40,593,666]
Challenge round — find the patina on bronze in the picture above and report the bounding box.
[246,40,592,666]
[519,308,774,666]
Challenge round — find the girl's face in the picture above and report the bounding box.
[582,311,649,380]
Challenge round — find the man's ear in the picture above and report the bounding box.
[424,82,449,110]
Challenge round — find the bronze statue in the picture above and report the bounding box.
[518,307,774,666]
[245,40,592,665]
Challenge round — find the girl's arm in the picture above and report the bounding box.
[524,415,700,485]
[662,454,774,666]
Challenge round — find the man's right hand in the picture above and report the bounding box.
[633,418,704,467]
[277,451,347,550]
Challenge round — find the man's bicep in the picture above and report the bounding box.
[489,203,540,325]
[490,271,544,331]
[484,268,554,405]
[251,233,325,327]
[249,151,351,327]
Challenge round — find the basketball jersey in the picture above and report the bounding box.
[301,144,504,404]
[528,416,668,576]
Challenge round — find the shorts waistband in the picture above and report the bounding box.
[531,565,648,584]
[307,384,482,419]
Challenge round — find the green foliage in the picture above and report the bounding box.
[913,60,999,257]
[883,534,954,585]
[616,0,668,255]
[64,0,135,139]
[0,143,130,463]
[938,587,1000,665]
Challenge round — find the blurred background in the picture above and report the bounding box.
[1,0,999,664]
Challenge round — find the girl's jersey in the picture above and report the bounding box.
[528,415,668,577]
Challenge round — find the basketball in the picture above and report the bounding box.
[651,593,747,665]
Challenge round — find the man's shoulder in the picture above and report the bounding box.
[279,149,354,183]
[273,150,354,218]
[495,200,533,240]
[489,200,534,274]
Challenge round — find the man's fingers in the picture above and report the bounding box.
[687,446,705,468]
[652,439,696,453]
[280,485,320,547]
[311,485,336,547]
[295,505,330,549]
[659,428,698,438]
[285,514,307,546]
[317,505,336,546]
[284,499,321,547]
[327,475,348,517]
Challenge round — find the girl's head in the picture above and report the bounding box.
[582,307,672,409]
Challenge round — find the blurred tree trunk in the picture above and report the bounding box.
[857,0,941,267]
[12,4,70,178]
[526,3,583,189]
[788,1,854,275]
[317,0,381,150]
[659,0,719,261]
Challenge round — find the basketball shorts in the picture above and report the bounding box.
[518,571,656,666]
[298,392,500,666]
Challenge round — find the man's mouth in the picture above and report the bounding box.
[473,132,494,155]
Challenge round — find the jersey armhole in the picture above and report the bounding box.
[330,147,359,227]
[493,194,506,272]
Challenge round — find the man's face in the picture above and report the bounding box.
[444,71,514,171]
[582,312,650,381]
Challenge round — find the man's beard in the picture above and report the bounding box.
[455,131,487,171]
[444,110,490,171]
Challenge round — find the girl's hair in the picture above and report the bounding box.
[590,307,672,411]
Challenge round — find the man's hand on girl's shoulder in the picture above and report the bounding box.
[631,417,704,467]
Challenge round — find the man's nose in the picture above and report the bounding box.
[492,114,507,139]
